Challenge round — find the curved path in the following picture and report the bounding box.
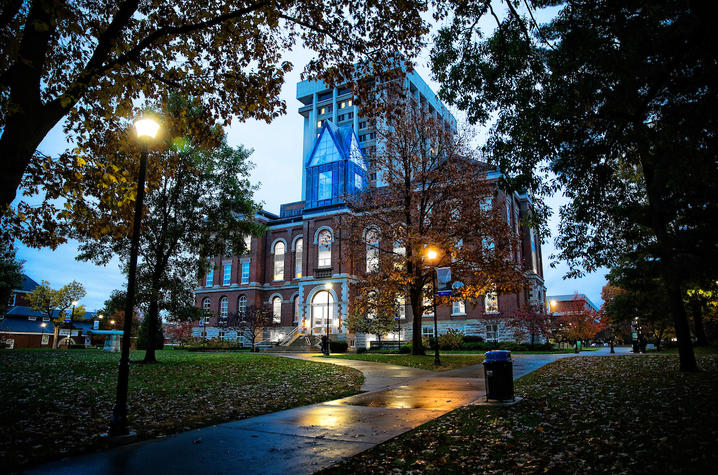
[28,347,631,475]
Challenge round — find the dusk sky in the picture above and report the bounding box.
[15,45,607,312]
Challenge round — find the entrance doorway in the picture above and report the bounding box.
[311,290,334,335]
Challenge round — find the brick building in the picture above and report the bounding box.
[193,71,546,348]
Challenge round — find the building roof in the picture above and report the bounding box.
[4,306,97,320]
[17,274,39,293]
[0,314,96,334]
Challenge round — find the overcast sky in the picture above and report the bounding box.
[15,34,607,312]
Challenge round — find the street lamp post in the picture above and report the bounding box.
[40,322,46,346]
[425,248,441,366]
[109,115,159,437]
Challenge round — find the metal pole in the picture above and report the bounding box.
[432,268,440,366]
[109,143,148,437]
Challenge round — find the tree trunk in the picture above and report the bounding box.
[52,324,60,349]
[143,293,160,363]
[664,275,698,371]
[409,289,425,355]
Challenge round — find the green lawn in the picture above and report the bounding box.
[662,345,718,355]
[0,349,363,470]
[320,353,485,371]
[322,354,718,474]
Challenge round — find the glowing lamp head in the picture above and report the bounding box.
[110,320,116,325]
[72,300,79,306]
[98,314,103,319]
[324,283,333,289]
[41,322,47,328]
[550,300,557,307]
[134,117,160,140]
[426,248,438,261]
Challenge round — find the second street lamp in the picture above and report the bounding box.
[109,114,159,437]
[425,247,441,367]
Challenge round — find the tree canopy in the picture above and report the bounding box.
[431,0,718,371]
[0,0,432,236]
[27,279,86,348]
[0,241,23,313]
[72,95,263,363]
[340,92,525,355]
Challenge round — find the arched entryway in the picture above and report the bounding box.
[311,290,335,335]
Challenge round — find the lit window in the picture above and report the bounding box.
[354,173,362,190]
[452,300,466,315]
[316,120,323,129]
[223,263,231,285]
[205,268,213,287]
[485,291,499,314]
[318,230,332,267]
[366,229,379,273]
[318,171,332,200]
[295,238,303,279]
[243,235,251,253]
[220,297,228,318]
[397,296,406,319]
[241,261,249,284]
[238,296,247,315]
[274,242,285,281]
[272,297,282,324]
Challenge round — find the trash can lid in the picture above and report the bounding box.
[484,350,511,362]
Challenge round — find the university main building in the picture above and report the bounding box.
[193,71,546,348]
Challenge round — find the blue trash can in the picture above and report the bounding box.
[483,350,514,401]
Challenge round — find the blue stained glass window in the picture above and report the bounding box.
[319,171,332,200]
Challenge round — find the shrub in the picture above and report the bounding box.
[399,344,412,354]
[357,347,367,354]
[330,340,348,353]
[439,329,465,350]
[463,335,485,343]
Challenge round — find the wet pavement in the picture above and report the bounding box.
[27,347,630,475]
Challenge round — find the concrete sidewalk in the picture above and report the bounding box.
[27,348,629,475]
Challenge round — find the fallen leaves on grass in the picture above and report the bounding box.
[0,349,363,470]
[321,355,718,474]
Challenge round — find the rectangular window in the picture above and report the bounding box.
[485,291,499,314]
[316,120,323,129]
[318,171,332,200]
[354,173,362,190]
[205,268,213,287]
[295,239,303,279]
[422,326,435,338]
[452,301,466,315]
[223,263,231,285]
[244,235,251,254]
[486,324,498,341]
[241,261,249,284]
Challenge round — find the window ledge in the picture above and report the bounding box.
[451,312,467,317]
[484,311,500,315]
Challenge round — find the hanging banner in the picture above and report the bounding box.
[436,267,452,295]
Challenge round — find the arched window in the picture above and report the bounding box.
[485,291,499,314]
[295,238,303,279]
[274,242,285,281]
[293,295,300,323]
[219,297,228,318]
[272,296,282,324]
[238,295,247,316]
[365,229,380,273]
[311,290,334,334]
[202,298,211,312]
[317,230,332,267]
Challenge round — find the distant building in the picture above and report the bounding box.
[0,275,96,349]
[547,294,599,315]
[193,70,546,349]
